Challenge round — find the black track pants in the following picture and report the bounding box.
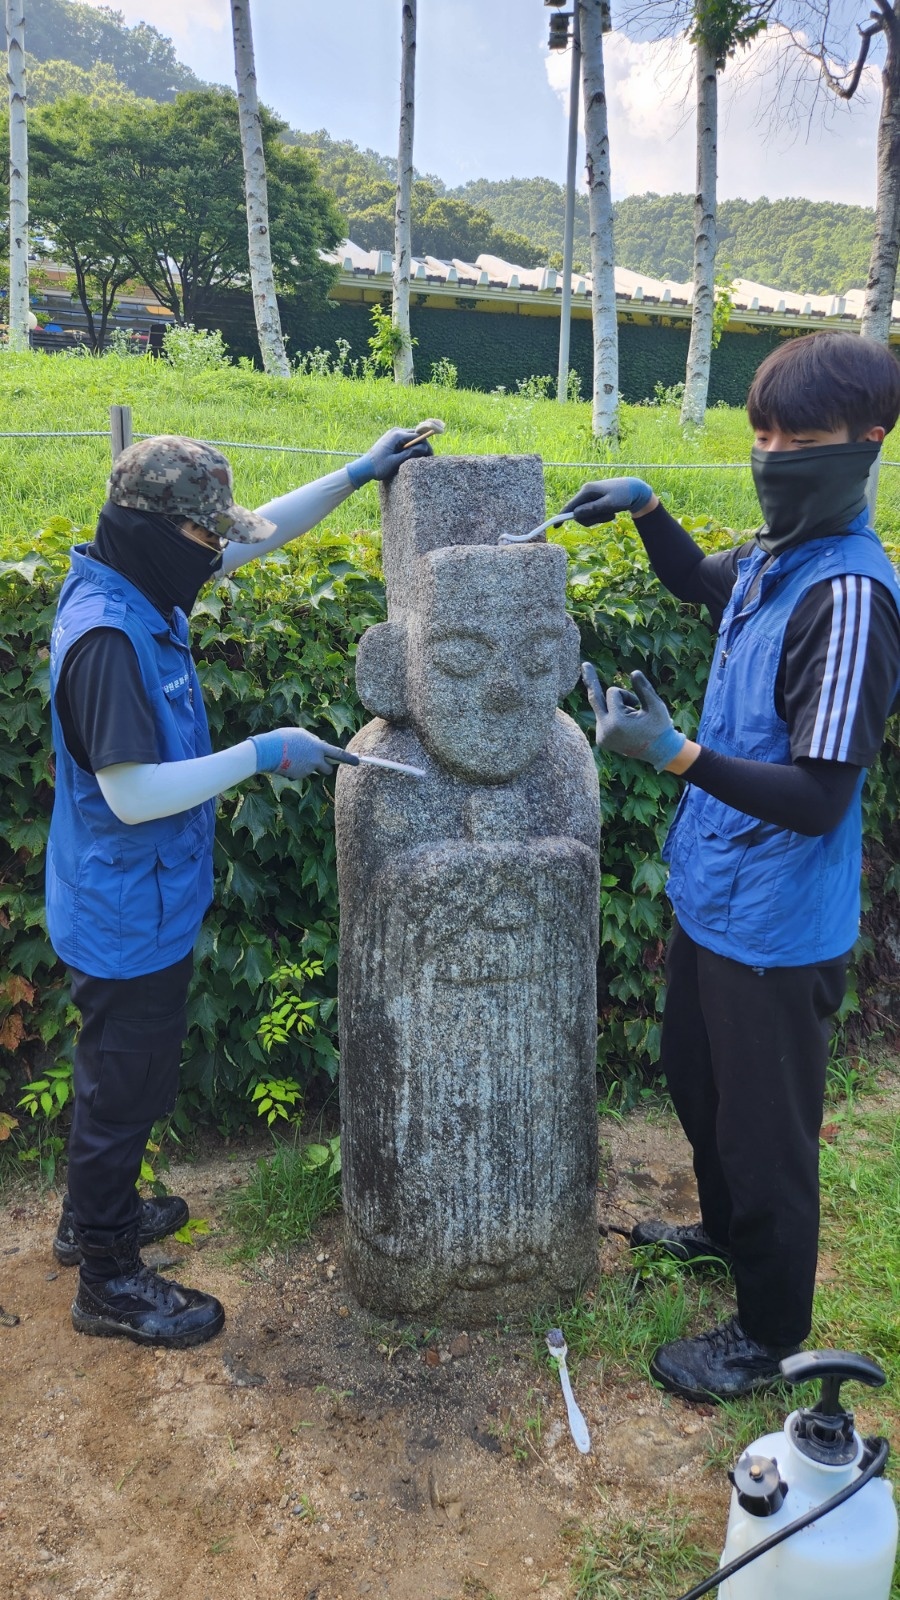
[660,921,848,1348]
[65,953,192,1248]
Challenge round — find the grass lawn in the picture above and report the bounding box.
[2,349,900,547]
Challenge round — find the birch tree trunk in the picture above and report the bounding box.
[6,0,29,353]
[580,0,618,439]
[393,0,416,385]
[680,34,718,426]
[861,5,900,344]
[230,0,289,376]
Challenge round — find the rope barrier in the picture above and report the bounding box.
[0,428,899,474]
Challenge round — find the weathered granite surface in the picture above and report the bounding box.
[336,456,601,1321]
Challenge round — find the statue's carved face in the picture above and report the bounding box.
[407,547,574,782]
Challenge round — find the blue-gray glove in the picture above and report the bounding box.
[250,728,345,781]
[346,427,434,488]
[561,478,654,526]
[581,664,685,772]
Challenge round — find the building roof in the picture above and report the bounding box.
[324,242,900,335]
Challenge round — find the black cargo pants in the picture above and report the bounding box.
[661,920,848,1349]
[65,953,192,1248]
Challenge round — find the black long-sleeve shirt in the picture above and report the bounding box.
[633,503,900,836]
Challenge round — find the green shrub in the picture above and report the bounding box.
[1,514,897,1134]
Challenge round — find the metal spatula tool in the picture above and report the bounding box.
[546,1328,591,1454]
[329,749,426,779]
[498,512,570,545]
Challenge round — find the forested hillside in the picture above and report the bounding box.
[19,0,875,295]
[288,130,544,267]
[26,0,202,99]
[455,179,875,294]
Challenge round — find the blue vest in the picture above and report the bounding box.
[47,546,215,979]
[664,515,900,967]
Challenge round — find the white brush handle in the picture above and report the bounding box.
[557,1358,591,1454]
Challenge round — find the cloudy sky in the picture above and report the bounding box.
[82,1,882,206]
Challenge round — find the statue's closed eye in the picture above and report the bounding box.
[429,636,493,677]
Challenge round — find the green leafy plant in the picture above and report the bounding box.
[225,1131,341,1256]
[429,356,458,388]
[250,1076,304,1128]
[515,372,554,401]
[367,303,416,374]
[162,323,230,371]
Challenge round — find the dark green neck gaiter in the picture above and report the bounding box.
[751,441,880,557]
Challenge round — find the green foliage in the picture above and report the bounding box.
[161,324,230,372]
[27,58,142,108]
[429,356,459,389]
[691,0,771,66]
[250,1076,304,1129]
[256,954,338,1080]
[225,1131,342,1256]
[0,361,897,1127]
[712,261,736,350]
[290,128,544,266]
[27,0,202,101]
[27,90,344,330]
[367,304,416,374]
[455,181,879,297]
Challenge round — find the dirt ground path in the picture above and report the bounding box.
[0,1113,734,1600]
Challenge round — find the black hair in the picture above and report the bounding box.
[747,331,900,438]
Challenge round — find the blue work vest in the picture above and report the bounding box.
[664,515,900,967]
[46,546,215,979]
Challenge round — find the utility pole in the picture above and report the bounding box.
[546,0,581,403]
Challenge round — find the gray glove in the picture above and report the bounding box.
[346,427,434,488]
[250,728,346,781]
[561,478,654,526]
[581,664,685,772]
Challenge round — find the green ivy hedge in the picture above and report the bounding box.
[2,518,898,1130]
[204,289,786,407]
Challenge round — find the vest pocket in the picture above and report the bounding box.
[91,1007,187,1124]
[154,815,209,951]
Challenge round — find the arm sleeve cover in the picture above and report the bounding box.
[632,502,750,620]
[221,467,357,573]
[685,746,862,836]
[96,741,258,824]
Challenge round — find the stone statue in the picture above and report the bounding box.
[335,455,601,1321]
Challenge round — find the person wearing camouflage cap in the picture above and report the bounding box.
[46,424,434,1350]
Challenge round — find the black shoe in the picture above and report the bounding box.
[630,1219,731,1269]
[650,1315,799,1402]
[53,1193,190,1267]
[72,1260,224,1349]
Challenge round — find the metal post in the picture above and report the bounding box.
[557,5,581,403]
[109,404,133,461]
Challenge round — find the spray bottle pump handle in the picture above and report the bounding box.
[780,1350,887,1395]
[780,1351,887,1466]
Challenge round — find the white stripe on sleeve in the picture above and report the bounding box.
[808,576,873,761]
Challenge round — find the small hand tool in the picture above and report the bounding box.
[498,512,570,545]
[412,417,446,440]
[328,749,426,779]
[546,1327,591,1454]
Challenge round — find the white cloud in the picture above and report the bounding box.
[545,23,882,206]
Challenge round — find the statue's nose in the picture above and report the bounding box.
[483,672,522,712]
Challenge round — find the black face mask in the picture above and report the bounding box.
[751,441,879,557]
[91,501,223,620]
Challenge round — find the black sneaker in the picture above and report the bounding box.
[630,1219,731,1269]
[53,1193,190,1267]
[72,1261,224,1349]
[650,1315,798,1402]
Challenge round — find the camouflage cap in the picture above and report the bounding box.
[107,435,276,544]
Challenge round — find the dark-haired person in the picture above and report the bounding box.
[47,427,432,1350]
[565,332,900,1401]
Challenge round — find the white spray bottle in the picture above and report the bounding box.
[718,1351,897,1600]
